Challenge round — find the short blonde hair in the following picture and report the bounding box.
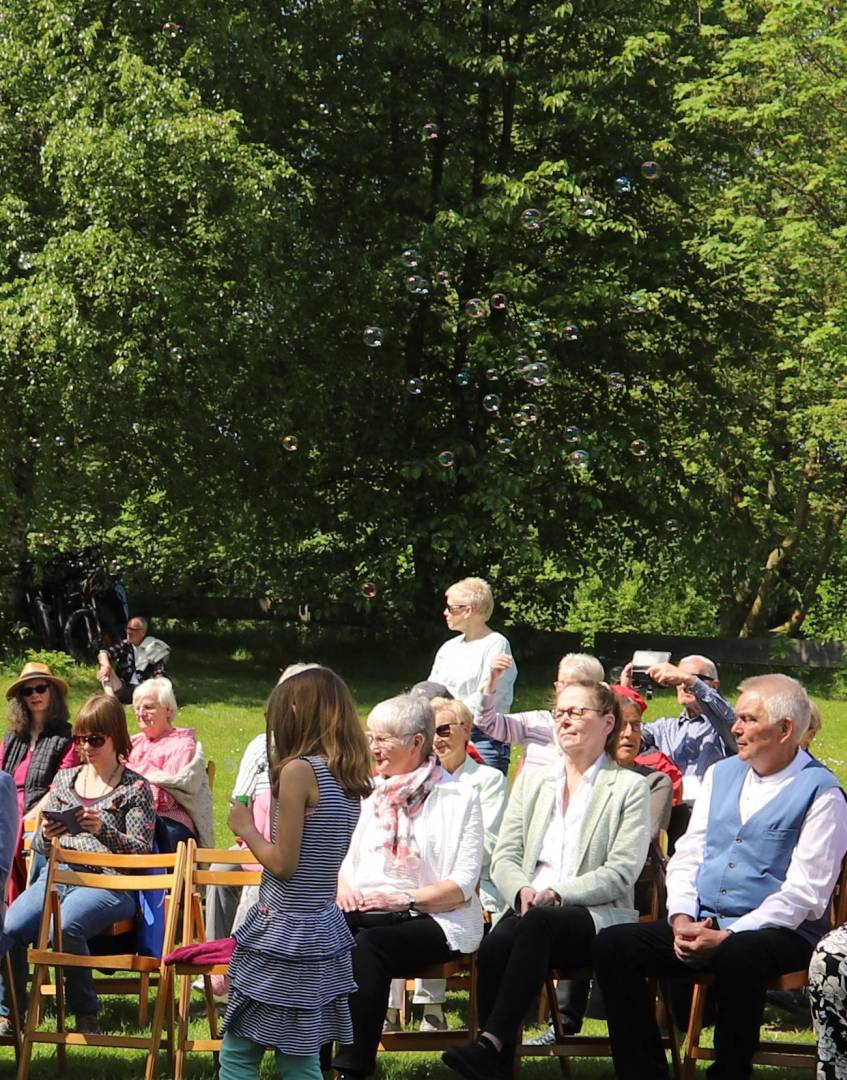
[558,653,604,683]
[447,576,494,620]
[430,697,473,729]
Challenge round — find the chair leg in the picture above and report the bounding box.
[204,975,219,1039]
[546,978,571,1078]
[468,954,479,1040]
[3,955,21,1062]
[657,979,683,1080]
[18,961,47,1080]
[138,970,150,1025]
[145,967,170,1080]
[175,971,192,1080]
[682,983,707,1080]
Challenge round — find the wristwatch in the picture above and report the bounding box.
[404,892,417,911]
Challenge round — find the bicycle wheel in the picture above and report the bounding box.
[30,598,57,649]
[64,608,98,662]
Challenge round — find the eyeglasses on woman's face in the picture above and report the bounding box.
[72,733,107,748]
[434,720,464,739]
[21,683,50,698]
[444,603,470,615]
[365,731,409,749]
[554,705,606,722]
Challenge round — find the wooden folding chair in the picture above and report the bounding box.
[169,840,261,1080]
[514,837,681,1077]
[377,953,480,1053]
[0,952,22,1062]
[675,854,847,1079]
[17,839,187,1080]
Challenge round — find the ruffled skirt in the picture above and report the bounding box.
[221,901,356,1053]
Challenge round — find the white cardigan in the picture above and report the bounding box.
[341,775,485,954]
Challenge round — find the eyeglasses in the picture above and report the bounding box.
[21,684,50,697]
[444,604,470,615]
[435,721,463,738]
[133,703,161,714]
[72,734,107,748]
[621,720,643,733]
[127,624,145,633]
[555,706,606,721]
[366,732,406,749]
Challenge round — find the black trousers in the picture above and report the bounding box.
[593,918,814,1080]
[478,905,595,1043]
[332,912,456,1075]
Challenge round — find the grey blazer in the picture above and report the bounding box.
[491,757,651,932]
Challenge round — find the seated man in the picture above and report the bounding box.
[97,616,170,704]
[594,673,847,1080]
[626,654,736,807]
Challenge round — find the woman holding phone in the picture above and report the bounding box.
[0,695,156,1037]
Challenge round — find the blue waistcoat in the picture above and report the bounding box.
[696,754,842,945]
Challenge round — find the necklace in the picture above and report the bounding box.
[82,761,122,799]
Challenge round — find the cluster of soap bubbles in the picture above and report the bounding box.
[162,21,183,36]
[518,161,662,233]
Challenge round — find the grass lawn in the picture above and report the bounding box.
[0,622,842,1077]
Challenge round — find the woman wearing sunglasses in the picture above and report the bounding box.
[0,695,156,1038]
[443,681,651,1080]
[0,662,78,902]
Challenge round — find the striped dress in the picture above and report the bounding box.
[222,755,361,1054]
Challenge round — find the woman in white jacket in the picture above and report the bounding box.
[332,694,484,1080]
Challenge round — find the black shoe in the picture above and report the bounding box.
[442,1037,510,1080]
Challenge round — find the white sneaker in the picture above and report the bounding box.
[420,1012,448,1032]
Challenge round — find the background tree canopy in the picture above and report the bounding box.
[2,0,846,640]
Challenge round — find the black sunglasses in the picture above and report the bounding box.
[435,721,462,738]
[21,684,50,697]
[72,734,107,748]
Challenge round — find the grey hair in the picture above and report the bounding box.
[738,674,810,738]
[368,693,434,756]
[277,662,323,685]
[133,677,177,716]
[558,653,605,682]
[681,655,718,680]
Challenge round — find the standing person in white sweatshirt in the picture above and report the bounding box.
[427,577,517,775]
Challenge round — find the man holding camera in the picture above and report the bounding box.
[623,654,736,812]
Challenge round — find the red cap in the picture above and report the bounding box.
[611,684,648,715]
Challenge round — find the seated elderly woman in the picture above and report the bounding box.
[0,695,156,1036]
[126,677,214,852]
[332,694,484,1080]
[386,696,508,1032]
[442,681,651,1080]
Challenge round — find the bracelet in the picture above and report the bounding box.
[404,892,417,911]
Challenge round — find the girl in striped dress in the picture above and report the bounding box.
[221,667,373,1080]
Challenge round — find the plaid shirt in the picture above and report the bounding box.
[33,765,156,864]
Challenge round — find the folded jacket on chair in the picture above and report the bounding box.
[164,936,236,966]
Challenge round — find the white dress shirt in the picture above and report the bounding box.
[668,749,847,933]
[531,753,607,892]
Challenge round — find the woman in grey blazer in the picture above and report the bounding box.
[443,681,651,1080]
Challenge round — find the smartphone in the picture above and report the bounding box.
[42,808,83,836]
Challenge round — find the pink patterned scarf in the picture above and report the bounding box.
[371,755,443,871]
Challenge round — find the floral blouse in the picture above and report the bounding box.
[33,765,156,864]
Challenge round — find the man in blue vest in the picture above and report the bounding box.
[594,673,847,1080]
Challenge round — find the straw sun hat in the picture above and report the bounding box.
[5,662,70,701]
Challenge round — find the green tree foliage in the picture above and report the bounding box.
[2,0,846,638]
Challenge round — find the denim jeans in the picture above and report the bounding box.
[0,864,138,1019]
[470,727,511,775]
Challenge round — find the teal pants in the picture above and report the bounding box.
[219,1032,322,1080]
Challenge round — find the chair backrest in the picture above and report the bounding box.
[831,852,847,927]
[182,839,262,944]
[37,840,187,955]
[206,761,216,792]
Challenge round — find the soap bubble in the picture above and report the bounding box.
[576,194,595,218]
[569,449,590,469]
[405,275,430,296]
[422,122,439,141]
[627,292,648,315]
[521,208,542,231]
[615,175,634,195]
[496,437,513,454]
[406,377,424,396]
[401,248,422,268]
[491,293,507,310]
[17,252,33,271]
[564,426,581,444]
[456,370,471,387]
[513,412,528,428]
[485,368,499,382]
[54,436,65,447]
[483,394,501,413]
[563,323,579,341]
[641,161,662,181]
[438,450,455,468]
[436,270,450,285]
[360,581,377,599]
[162,21,183,36]
[526,320,544,340]
[318,102,332,115]
[465,298,486,318]
[608,371,626,391]
[521,403,538,422]
[665,519,681,534]
[362,325,384,348]
[522,362,549,387]
[629,439,648,458]
[282,435,298,452]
